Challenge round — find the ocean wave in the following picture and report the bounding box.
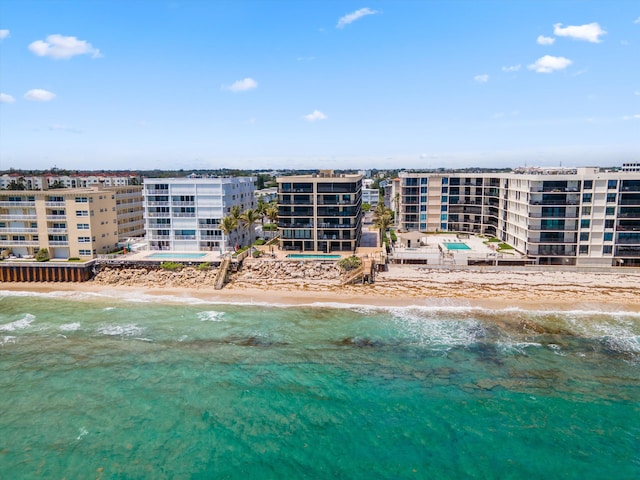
[1,335,17,345]
[97,324,143,337]
[60,322,81,332]
[0,313,35,332]
[197,311,226,322]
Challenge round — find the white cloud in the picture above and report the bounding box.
[225,77,258,92]
[474,74,489,83]
[537,35,555,45]
[527,55,572,73]
[28,34,101,59]
[336,8,379,28]
[303,110,327,122]
[553,22,606,43]
[634,17,640,24]
[24,89,56,101]
[622,114,640,120]
[501,64,521,72]
[0,93,15,103]
[0,29,9,40]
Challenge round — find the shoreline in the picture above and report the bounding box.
[2,265,640,312]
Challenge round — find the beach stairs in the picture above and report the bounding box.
[341,258,375,285]
[214,257,231,290]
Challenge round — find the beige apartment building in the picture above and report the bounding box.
[0,186,143,260]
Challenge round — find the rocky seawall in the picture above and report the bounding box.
[92,265,221,289]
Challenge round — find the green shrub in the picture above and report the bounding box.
[160,261,183,271]
[263,223,278,231]
[67,257,81,262]
[389,229,397,242]
[497,243,513,250]
[35,248,49,262]
[197,262,211,270]
[338,256,362,271]
[253,239,266,246]
[252,250,262,258]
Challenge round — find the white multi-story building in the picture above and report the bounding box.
[362,188,380,207]
[0,173,141,190]
[143,177,256,252]
[393,167,640,267]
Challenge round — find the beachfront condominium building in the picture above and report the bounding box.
[0,185,144,260]
[0,172,141,190]
[143,176,256,252]
[392,167,640,266]
[277,171,363,253]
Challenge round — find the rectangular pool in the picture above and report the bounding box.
[286,254,342,260]
[147,252,207,260]
[443,242,471,251]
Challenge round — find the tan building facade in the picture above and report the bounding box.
[0,186,143,260]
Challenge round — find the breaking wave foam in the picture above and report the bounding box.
[0,313,35,332]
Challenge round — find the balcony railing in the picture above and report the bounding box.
[200,235,223,240]
[0,227,38,233]
[45,201,66,207]
[48,228,68,234]
[174,235,196,240]
[0,201,36,207]
[318,223,356,229]
[278,222,313,228]
[146,201,170,206]
[0,240,40,246]
[49,241,69,246]
[46,215,67,220]
[148,235,171,240]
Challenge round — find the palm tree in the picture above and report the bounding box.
[239,208,260,245]
[265,203,279,239]
[220,216,238,252]
[373,212,393,247]
[255,196,268,226]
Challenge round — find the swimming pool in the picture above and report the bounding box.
[443,242,471,251]
[286,254,342,260]
[147,252,207,260]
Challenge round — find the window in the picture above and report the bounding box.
[582,193,592,203]
[440,205,448,212]
[78,236,91,243]
[441,178,449,185]
[76,210,88,217]
[606,207,615,215]
[603,245,613,254]
[79,249,91,256]
[606,193,616,203]
[441,196,448,203]
[420,205,427,212]
[442,187,448,194]
[580,219,590,228]
[579,245,589,255]
[440,214,448,221]
[607,180,617,189]
[605,219,614,229]
[581,206,591,215]
[604,232,613,242]
[75,197,88,203]
[583,180,593,189]
[580,232,589,241]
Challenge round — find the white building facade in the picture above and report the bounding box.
[393,168,640,267]
[143,177,256,252]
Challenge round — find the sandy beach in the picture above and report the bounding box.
[2,264,639,311]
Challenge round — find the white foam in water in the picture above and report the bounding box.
[389,309,486,348]
[497,341,543,355]
[76,427,88,441]
[0,313,35,332]
[60,323,81,332]
[97,324,143,337]
[1,335,17,345]
[197,311,226,322]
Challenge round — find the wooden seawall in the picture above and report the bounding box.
[0,261,96,282]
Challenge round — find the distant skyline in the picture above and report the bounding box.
[1,1,639,171]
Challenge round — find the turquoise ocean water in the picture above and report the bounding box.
[1,289,639,479]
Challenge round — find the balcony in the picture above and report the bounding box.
[45,201,66,207]
[148,234,171,240]
[0,240,40,246]
[46,215,67,221]
[49,241,69,246]
[318,223,356,229]
[146,201,170,206]
[172,201,196,206]
[615,246,640,257]
[278,222,313,228]
[146,212,171,217]
[174,235,196,240]
[0,201,36,207]
[0,227,38,233]
[48,228,68,234]
[145,189,169,195]
[200,235,223,240]
[172,212,196,218]
[279,208,314,217]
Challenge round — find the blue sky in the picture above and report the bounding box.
[1,1,639,171]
